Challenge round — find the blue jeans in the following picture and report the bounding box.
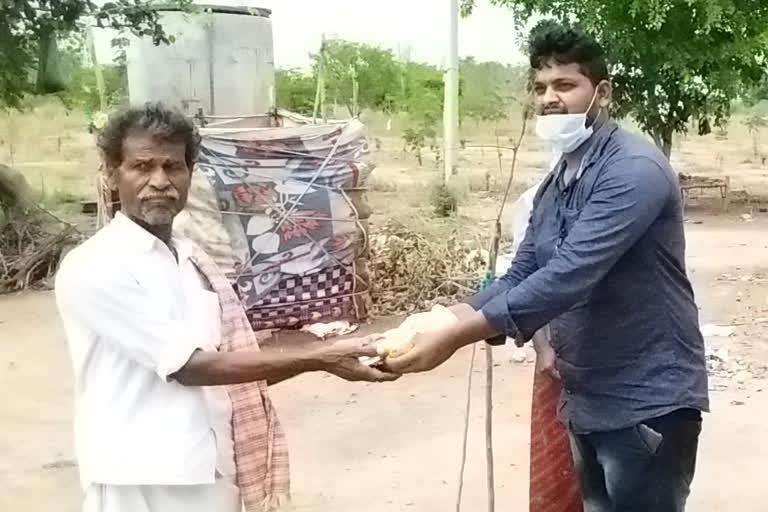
[568,408,702,512]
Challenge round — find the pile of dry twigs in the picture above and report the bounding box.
[369,220,487,316]
[0,209,80,293]
[1,166,81,294]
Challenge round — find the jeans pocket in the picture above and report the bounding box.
[634,423,664,455]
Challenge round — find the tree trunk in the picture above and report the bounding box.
[651,128,673,160]
[351,69,359,118]
[36,29,52,93]
[36,28,66,94]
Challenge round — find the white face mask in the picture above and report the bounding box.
[535,88,601,154]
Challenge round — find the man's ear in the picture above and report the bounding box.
[598,80,613,109]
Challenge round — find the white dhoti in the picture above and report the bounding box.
[83,475,241,512]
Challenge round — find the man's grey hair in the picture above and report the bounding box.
[97,102,201,174]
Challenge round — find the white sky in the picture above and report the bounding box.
[94,0,528,68]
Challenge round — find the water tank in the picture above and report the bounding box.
[126,4,275,117]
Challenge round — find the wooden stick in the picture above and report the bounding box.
[483,219,501,512]
[482,109,529,512]
[485,343,495,512]
[455,343,477,512]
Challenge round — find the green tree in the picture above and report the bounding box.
[460,58,528,124]
[275,69,316,116]
[65,63,128,111]
[401,62,444,124]
[0,0,191,109]
[743,112,767,158]
[744,76,768,106]
[462,0,768,158]
[312,39,402,117]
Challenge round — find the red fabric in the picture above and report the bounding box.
[529,372,582,512]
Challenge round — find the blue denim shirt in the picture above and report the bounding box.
[468,121,709,433]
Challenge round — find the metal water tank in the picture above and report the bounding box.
[126,4,275,116]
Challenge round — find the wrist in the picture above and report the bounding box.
[448,302,476,321]
[447,310,499,349]
[303,348,333,372]
[442,325,472,351]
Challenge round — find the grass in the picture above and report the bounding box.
[0,99,99,212]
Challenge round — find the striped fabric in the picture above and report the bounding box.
[529,371,582,512]
[191,245,290,512]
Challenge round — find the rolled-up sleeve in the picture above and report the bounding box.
[481,156,672,339]
[55,257,209,380]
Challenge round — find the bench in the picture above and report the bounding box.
[679,174,730,212]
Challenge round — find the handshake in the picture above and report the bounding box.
[323,305,460,382]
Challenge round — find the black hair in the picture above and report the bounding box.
[97,102,201,173]
[528,20,608,85]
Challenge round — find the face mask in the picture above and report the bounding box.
[535,88,601,153]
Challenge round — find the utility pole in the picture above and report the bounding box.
[443,0,459,182]
[313,33,327,123]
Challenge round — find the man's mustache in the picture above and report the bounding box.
[141,195,179,201]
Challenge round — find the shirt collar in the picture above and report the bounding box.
[110,212,161,253]
[111,212,195,264]
[110,211,197,259]
[579,119,619,176]
[548,119,619,183]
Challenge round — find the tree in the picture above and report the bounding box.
[275,69,316,116]
[462,0,768,158]
[311,39,402,117]
[399,61,443,164]
[744,76,768,106]
[401,62,444,124]
[0,0,191,109]
[65,62,128,111]
[460,58,528,124]
[743,113,767,159]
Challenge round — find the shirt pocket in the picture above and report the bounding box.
[132,264,181,320]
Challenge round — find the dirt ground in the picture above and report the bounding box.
[2,209,767,512]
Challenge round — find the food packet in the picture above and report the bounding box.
[360,305,458,366]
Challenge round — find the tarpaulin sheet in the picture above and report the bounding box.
[174,116,373,330]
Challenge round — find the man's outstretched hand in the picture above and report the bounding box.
[318,337,401,382]
[384,309,499,374]
[382,330,461,374]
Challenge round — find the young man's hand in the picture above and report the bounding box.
[384,309,498,374]
[383,330,461,374]
[532,329,560,380]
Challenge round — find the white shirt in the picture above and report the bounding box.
[55,212,235,488]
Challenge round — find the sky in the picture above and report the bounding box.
[94,0,528,68]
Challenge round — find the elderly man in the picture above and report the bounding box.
[386,21,708,512]
[55,102,397,512]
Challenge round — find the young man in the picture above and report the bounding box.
[55,103,398,512]
[386,22,708,512]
